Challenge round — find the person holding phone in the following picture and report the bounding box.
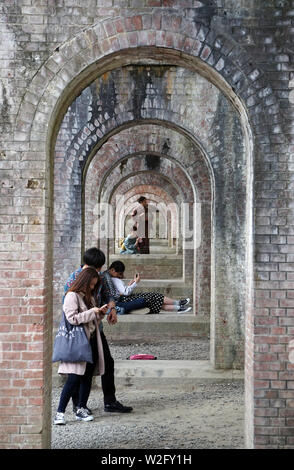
[54,267,108,425]
[106,263,147,314]
[108,261,191,314]
[62,248,133,420]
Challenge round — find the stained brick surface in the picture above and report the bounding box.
[1,0,294,449]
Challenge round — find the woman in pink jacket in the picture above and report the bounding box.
[54,267,108,425]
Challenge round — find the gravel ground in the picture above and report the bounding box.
[52,381,244,449]
[52,338,244,449]
[108,337,210,361]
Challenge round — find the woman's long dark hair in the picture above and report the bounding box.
[67,267,100,309]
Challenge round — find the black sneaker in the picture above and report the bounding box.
[76,408,94,422]
[104,401,133,413]
[73,404,92,415]
[178,306,192,313]
[180,298,190,307]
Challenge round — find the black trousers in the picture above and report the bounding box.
[71,330,116,407]
[57,335,99,413]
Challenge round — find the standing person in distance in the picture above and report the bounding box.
[136,196,150,254]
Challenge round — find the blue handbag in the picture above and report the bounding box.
[52,295,93,363]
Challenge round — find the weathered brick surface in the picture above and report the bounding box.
[1,0,294,450]
[53,66,244,372]
[82,125,211,319]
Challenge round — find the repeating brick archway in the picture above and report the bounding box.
[110,179,179,258]
[12,9,290,449]
[95,159,195,301]
[84,138,209,317]
[85,149,195,249]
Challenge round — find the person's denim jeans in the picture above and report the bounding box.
[116,297,147,314]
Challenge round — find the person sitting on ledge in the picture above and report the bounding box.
[108,260,192,314]
[120,225,142,255]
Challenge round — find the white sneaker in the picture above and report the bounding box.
[76,408,94,422]
[54,412,66,425]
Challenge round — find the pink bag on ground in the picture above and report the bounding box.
[128,354,157,360]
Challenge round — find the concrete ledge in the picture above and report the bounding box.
[103,313,210,340]
[113,359,244,380]
[110,254,183,261]
[110,312,205,321]
[53,360,243,389]
[95,359,243,390]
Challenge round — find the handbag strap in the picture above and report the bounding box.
[62,292,82,330]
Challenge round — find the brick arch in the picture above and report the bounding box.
[114,183,177,205]
[84,124,207,201]
[116,185,176,220]
[54,122,209,317]
[107,171,183,208]
[97,158,193,209]
[48,42,251,377]
[4,2,292,452]
[14,11,262,151]
[82,126,211,322]
[82,124,208,251]
[97,160,192,258]
[112,181,178,250]
[108,173,183,253]
[78,110,245,364]
[13,12,271,449]
[109,181,179,239]
[54,68,224,179]
[40,24,254,381]
[90,166,186,256]
[105,168,207,314]
[55,66,243,204]
[116,184,176,213]
[109,180,185,283]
